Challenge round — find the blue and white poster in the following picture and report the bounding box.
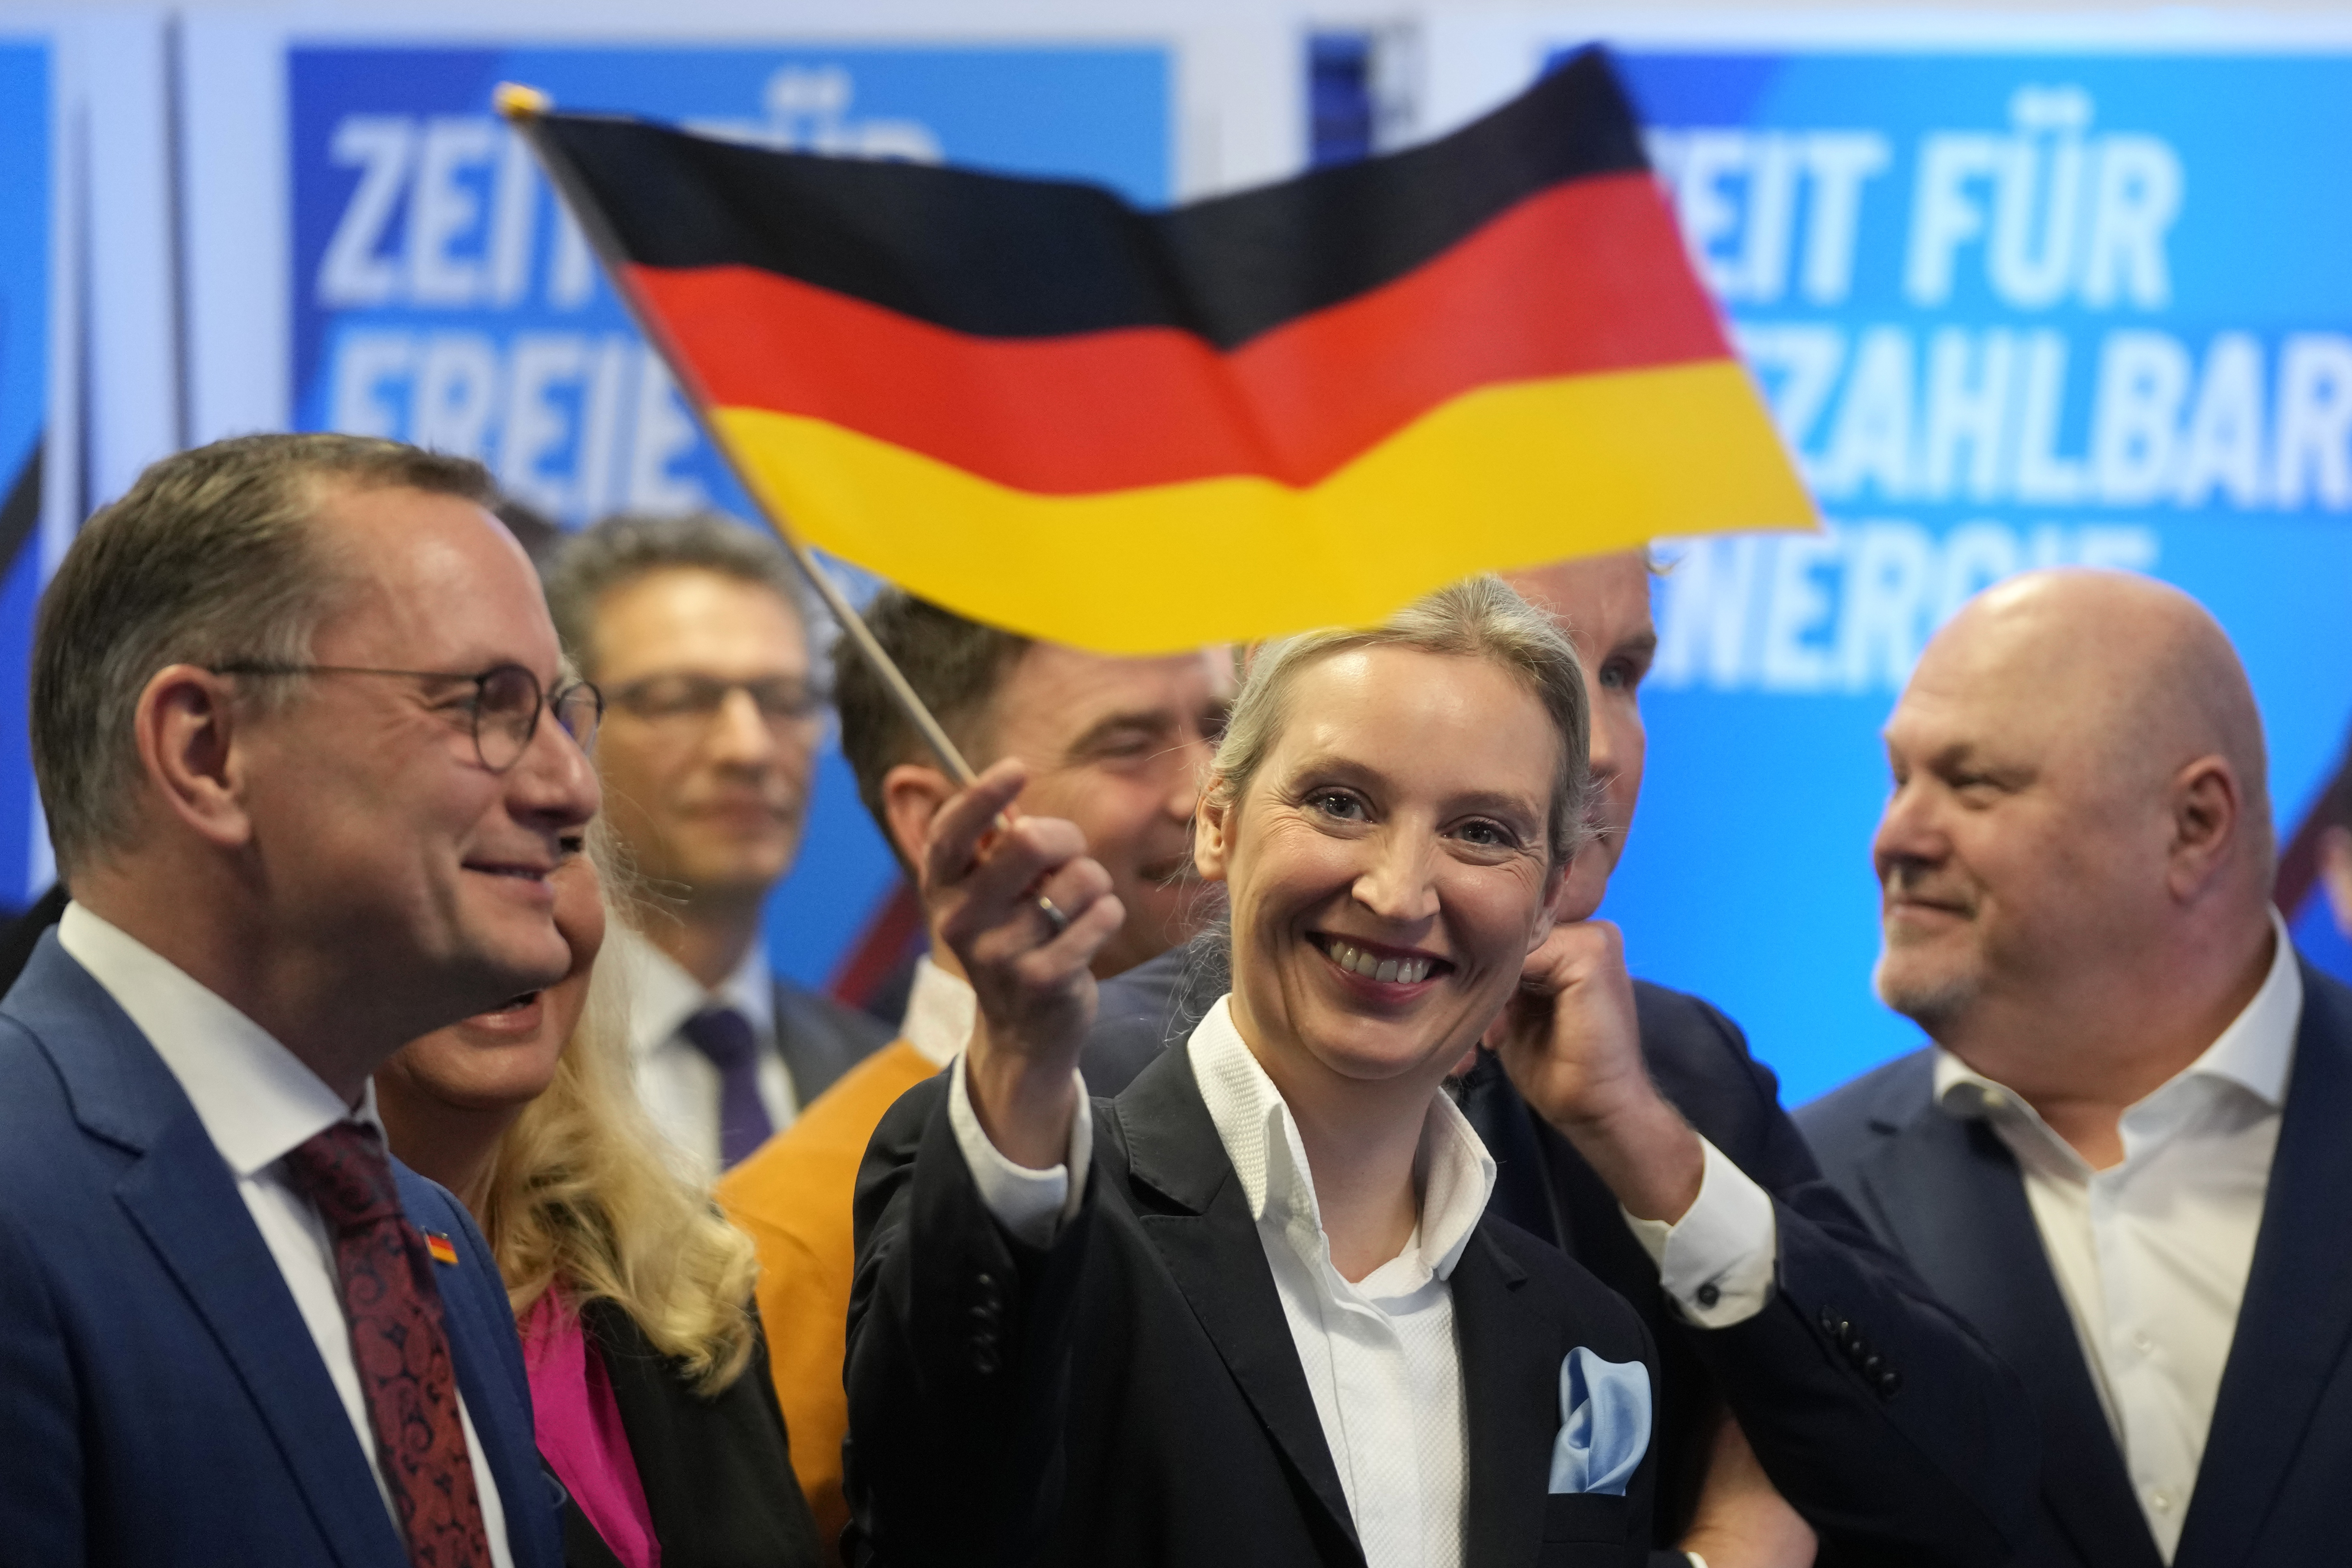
[285,38,1174,993]
[0,35,51,907]
[1419,32,2352,1098]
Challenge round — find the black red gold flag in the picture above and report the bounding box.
[509,50,1809,653]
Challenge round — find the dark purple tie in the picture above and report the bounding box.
[281,1122,491,1568]
[682,1005,773,1168]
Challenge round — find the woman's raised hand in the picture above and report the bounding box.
[923,758,1124,1169]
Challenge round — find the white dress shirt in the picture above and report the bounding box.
[57,902,514,1566]
[948,994,1498,1568]
[1620,1134,1780,1330]
[900,954,977,1071]
[619,926,796,1173]
[1933,910,2302,1562]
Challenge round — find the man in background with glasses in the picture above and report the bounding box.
[545,513,890,1174]
[0,433,597,1567]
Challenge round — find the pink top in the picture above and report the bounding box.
[523,1290,661,1568]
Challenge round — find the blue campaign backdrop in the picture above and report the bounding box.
[0,39,49,906]
[1519,47,2352,1101]
[285,40,1173,994]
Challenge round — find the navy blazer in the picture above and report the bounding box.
[0,932,563,1568]
[773,976,894,1107]
[1089,950,2037,1568]
[844,1044,1660,1568]
[1799,958,2352,1568]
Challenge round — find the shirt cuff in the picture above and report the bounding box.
[945,1050,1093,1248]
[1620,1136,1778,1328]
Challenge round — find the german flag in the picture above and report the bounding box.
[516,50,1808,653]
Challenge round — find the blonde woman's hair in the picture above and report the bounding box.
[1205,574,1594,873]
[475,846,759,1395]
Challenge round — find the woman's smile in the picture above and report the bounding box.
[1307,931,1451,995]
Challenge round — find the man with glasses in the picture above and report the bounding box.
[0,433,597,1566]
[545,512,890,1173]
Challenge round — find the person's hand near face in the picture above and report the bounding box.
[887,646,1231,983]
[1481,553,1703,1227]
[923,761,1123,1170]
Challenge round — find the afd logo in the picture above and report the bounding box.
[304,62,947,522]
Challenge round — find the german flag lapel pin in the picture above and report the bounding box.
[425,1232,460,1266]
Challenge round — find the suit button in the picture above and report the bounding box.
[1817,1305,1840,1334]
[1860,1354,1883,1378]
[1876,1369,1903,1398]
[973,1346,1000,1376]
[1695,1283,1722,1309]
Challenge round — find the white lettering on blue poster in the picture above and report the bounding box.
[1534,49,2352,1095]
[287,41,1171,995]
[290,45,1169,526]
[0,38,49,905]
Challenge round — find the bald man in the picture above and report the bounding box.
[1801,568,2352,1568]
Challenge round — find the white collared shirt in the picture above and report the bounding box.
[900,955,976,1071]
[948,993,1496,1568]
[57,903,514,1566]
[1933,910,2303,1562]
[618,926,795,1174]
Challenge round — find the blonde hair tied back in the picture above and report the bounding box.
[1205,573,1595,875]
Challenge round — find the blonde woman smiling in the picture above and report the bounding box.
[845,578,1658,1568]
[376,841,820,1568]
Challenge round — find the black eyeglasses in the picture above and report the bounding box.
[211,662,604,772]
[605,672,828,729]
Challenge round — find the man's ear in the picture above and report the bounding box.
[1192,778,1234,884]
[133,665,255,850]
[880,762,958,872]
[2166,753,2243,901]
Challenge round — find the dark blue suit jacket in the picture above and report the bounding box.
[0,932,563,1568]
[1089,950,2037,1568]
[1799,958,2352,1568]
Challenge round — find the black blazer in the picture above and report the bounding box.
[1798,958,2352,1568]
[1088,952,2038,1568]
[774,978,894,1107]
[843,1042,1660,1568]
[559,1299,822,1568]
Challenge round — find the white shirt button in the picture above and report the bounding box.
[2150,1489,2174,1513]
[2132,1331,2155,1356]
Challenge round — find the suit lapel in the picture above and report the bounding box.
[1116,1048,1363,1559]
[1457,1052,1566,1249]
[1453,1227,1560,1567]
[1858,1099,2161,1568]
[117,1104,406,1568]
[11,938,404,1568]
[2176,964,2352,1568]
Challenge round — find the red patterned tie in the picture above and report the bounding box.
[283,1121,493,1568]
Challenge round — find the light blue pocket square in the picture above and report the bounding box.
[1548,1347,1651,1496]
